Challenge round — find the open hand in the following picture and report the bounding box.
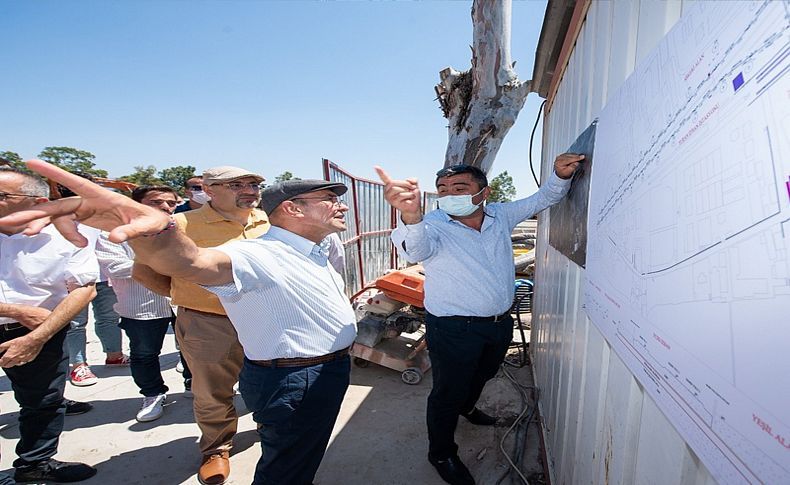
[554,153,585,179]
[375,166,422,223]
[0,160,170,246]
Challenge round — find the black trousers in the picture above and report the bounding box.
[0,325,69,468]
[239,356,350,485]
[424,313,513,459]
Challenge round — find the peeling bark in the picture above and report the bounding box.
[435,0,530,174]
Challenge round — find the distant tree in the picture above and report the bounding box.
[0,150,27,172]
[488,171,516,202]
[38,146,108,177]
[158,165,197,195]
[275,171,300,182]
[119,165,163,186]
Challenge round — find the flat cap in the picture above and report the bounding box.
[203,166,265,185]
[261,179,347,214]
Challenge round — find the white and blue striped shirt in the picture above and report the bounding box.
[94,234,174,320]
[206,226,357,361]
[391,171,570,317]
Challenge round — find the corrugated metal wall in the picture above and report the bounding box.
[532,1,718,484]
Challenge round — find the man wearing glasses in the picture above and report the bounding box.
[133,166,269,485]
[0,161,356,485]
[376,153,583,485]
[0,166,98,483]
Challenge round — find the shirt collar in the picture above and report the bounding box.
[264,226,320,257]
[197,203,268,226]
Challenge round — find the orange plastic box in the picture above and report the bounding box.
[375,265,425,308]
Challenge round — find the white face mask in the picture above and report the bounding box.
[437,187,485,217]
[189,190,210,205]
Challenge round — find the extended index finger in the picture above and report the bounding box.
[26,159,108,198]
[374,166,393,185]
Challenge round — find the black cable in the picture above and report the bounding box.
[528,99,546,188]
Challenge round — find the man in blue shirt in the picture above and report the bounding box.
[376,153,582,485]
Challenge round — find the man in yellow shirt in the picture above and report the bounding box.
[134,166,268,485]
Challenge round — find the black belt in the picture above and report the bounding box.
[434,312,512,323]
[0,322,25,331]
[249,347,350,368]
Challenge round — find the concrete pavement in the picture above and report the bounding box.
[0,321,542,484]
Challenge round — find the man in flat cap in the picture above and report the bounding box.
[4,161,358,485]
[133,166,269,485]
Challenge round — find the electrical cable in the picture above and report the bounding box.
[528,100,547,188]
[494,362,539,485]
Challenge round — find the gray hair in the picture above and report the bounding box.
[0,166,50,198]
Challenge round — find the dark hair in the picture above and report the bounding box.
[183,175,202,187]
[58,171,95,198]
[132,185,179,203]
[435,164,488,189]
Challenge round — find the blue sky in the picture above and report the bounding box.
[2,0,548,196]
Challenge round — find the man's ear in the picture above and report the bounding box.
[279,200,303,217]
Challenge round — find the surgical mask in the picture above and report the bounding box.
[189,190,210,205]
[437,188,485,217]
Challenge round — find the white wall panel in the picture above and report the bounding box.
[531,0,717,483]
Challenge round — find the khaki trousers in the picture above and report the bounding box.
[176,308,245,456]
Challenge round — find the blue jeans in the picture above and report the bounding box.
[424,313,513,459]
[239,356,350,485]
[119,315,175,397]
[66,282,122,365]
[1,326,68,468]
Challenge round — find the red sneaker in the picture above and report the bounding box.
[70,364,98,387]
[104,354,131,366]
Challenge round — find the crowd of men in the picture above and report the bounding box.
[0,152,581,485]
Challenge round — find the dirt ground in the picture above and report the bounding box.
[0,316,544,485]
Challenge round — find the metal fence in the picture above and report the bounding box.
[323,159,436,298]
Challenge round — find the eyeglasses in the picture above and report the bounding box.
[213,182,263,192]
[0,192,38,201]
[291,195,346,206]
[188,185,203,191]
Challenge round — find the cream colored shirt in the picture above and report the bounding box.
[169,203,269,314]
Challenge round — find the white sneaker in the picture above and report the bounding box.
[175,361,184,373]
[136,394,166,422]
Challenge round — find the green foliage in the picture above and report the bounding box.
[0,150,28,172]
[38,146,108,178]
[119,165,163,186]
[158,165,196,196]
[488,171,516,203]
[275,171,300,182]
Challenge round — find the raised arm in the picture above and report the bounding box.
[0,160,233,287]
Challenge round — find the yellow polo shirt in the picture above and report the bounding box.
[170,204,270,314]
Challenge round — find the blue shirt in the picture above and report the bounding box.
[206,226,357,360]
[391,171,570,317]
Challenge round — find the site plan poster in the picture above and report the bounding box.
[584,1,790,483]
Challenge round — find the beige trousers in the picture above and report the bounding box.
[176,308,245,456]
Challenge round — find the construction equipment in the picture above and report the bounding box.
[350,265,431,385]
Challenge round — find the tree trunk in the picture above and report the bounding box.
[435,0,530,174]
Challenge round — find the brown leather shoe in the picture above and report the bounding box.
[198,451,230,485]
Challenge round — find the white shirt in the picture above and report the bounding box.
[206,226,357,360]
[0,225,99,324]
[94,234,174,320]
[391,171,570,317]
